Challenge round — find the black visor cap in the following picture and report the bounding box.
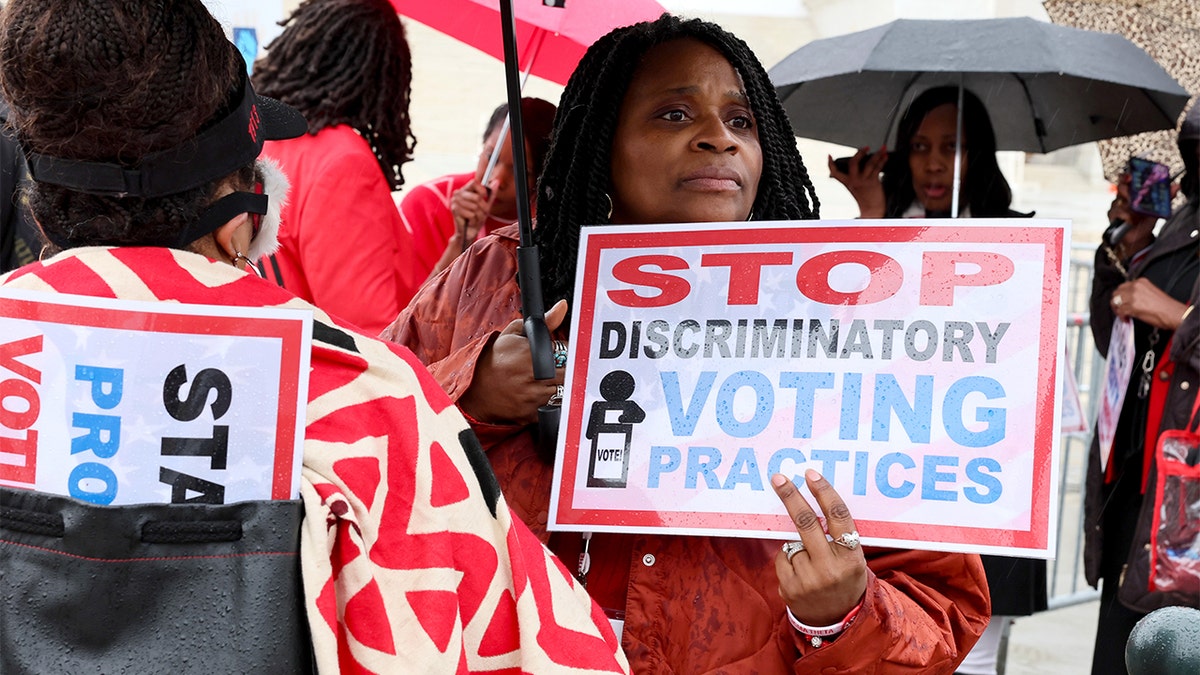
[24,69,306,199]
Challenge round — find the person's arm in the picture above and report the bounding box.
[1090,243,1125,357]
[1171,279,1199,372]
[769,472,988,673]
[778,548,988,673]
[1108,277,1191,331]
[380,237,564,448]
[380,239,518,448]
[296,151,418,333]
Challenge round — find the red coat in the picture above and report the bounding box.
[382,225,991,673]
[262,125,419,334]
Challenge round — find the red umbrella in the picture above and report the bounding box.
[391,0,665,85]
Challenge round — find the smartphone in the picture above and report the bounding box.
[833,153,874,174]
[1128,156,1173,219]
[1103,220,1132,247]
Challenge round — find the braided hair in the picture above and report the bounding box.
[0,0,246,252]
[534,14,819,309]
[252,0,415,191]
[881,86,1012,218]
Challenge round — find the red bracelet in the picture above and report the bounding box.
[787,601,862,648]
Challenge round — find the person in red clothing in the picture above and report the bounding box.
[383,14,989,673]
[252,0,419,334]
[401,97,557,283]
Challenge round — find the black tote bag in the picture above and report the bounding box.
[0,487,314,674]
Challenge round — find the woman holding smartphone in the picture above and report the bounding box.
[1085,106,1199,675]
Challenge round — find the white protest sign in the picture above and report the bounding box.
[0,289,311,505]
[1097,317,1136,473]
[549,219,1069,558]
[1060,343,1089,436]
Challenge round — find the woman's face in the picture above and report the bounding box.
[908,102,967,213]
[475,127,536,221]
[609,38,762,225]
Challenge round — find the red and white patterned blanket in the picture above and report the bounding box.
[1,247,628,674]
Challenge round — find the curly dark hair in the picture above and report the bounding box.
[534,14,820,309]
[252,0,415,191]
[881,86,1013,218]
[0,0,247,252]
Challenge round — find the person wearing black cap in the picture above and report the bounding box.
[0,1,627,673]
[1085,104,1200,675]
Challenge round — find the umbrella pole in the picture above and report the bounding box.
[481,39,540,187]
[464,52,536,253]
[952,80,964,218]
[499,0,560,460]
[498,0,554,380]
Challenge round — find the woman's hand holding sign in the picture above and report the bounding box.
[460,299,568,425]
[772,470,868,628]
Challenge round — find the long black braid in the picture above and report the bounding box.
[252,0,415,190]
[534,14,820,310]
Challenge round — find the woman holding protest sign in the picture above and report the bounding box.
[384,14,988,672]
[829,85,1045,675]
[0,2,627,673]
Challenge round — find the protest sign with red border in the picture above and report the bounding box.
[549,219,1069,558]
[0,289,311,504]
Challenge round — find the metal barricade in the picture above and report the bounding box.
[1049,244,1104,608]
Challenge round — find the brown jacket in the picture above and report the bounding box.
[383,224,990,673]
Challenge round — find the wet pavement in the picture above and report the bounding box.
[1006,599,1099,674]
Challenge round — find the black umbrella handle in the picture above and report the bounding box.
[536,404,562,464]
[520,248,556,379]
[499,0,554,384]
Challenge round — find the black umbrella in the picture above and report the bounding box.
[769,17,1190,154]
[499,0,559,450]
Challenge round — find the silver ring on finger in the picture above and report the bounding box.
[548,384,564,407]
[782,540,805,562]
[832,531,861,551]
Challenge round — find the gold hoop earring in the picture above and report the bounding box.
[604,193,613,221]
